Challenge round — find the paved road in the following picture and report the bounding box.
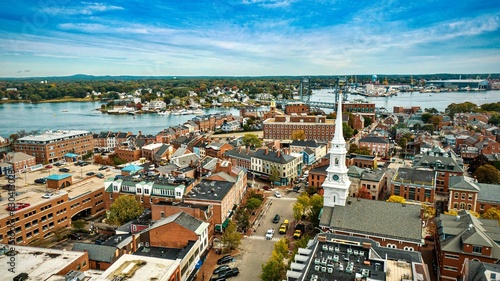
[232,189,298,281]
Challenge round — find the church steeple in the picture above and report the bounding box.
[322,92,351,207]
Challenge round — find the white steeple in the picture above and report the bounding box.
[322,92,351,207]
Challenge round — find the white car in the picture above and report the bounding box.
[265,228,275,240]
[274,191,282,198]
[42,193,54,199]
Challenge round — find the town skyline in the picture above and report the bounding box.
[1,0,499,78]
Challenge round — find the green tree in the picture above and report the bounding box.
[343,122,354,140]
[425,108,439,114]
[309,194,323,226]
[363,117,373,128]
[241,133,262,148]
[273,238,290,258]
[234,208,250,231]
[261,252,287,281]
[386,195,406,203]
[293,202,305,222]
[246,197,262,211]
[269,166,280,186]
[107,195,144,226]
[421,112,433,124]
[72,219,86,232]
[430,115,443,130]
[474,164,500,184]
[468,154,490,175]
[221,220,242,253]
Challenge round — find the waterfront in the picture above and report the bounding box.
[0,102,240,137]
[310,89,499,113]
[1,90,499,138]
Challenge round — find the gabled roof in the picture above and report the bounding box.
[448,176,480,192]
[252,148,297,164]
[149,212,207,234]
[72,243,117,262]
[393,168,435,186]
[6,152,34,162]
[359,135,389,144]
[477,182,500,204]
[290,140,320,148]
[320,198,422,243]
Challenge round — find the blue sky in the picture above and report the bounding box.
[1,0,499,77]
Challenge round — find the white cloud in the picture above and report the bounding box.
[41,2,123,16]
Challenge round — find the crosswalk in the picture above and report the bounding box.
[270,197,297,201]
[245,235,281,242]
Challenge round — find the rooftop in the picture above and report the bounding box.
[0,246,87,280]
[184,179,234,201]
[392,168,435,187]
[94,254,179,281]
[17,130,91,143]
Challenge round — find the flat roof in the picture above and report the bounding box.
[0,190,67,219]
[0,246,87,280]
[18,130,90,142]
[95,254,180,281]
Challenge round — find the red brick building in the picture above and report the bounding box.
[2,152,36,173]
[391,168,436,203]
[263,115,335,142]
[358,135,390,156]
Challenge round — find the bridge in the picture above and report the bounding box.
[276,99,339,110]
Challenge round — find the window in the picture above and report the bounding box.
[468,194,473,201]
[472,245,482,253]
[444,266,458,272]
[461,193,466,200]
[454,192,458,199]
[445,254,459,260]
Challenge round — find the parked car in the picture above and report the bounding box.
[98,166,108,171]
[274,191,282,198]
[279,223,287,234]
[69,233,82,240]
[86,172,95,176]
[262,185,271,191]
[272,214,280,223]
[59,168,70,172]
[213,265,231,275]
[42,193,54,199]
[95,239,105,245]
[265,228,275,240]
[218,268,239,278]
[34,178,47,184]
[210,276,226,281]
[293,186,301,192]
[54,162,62,167]
[217,255,233,265]
[96,173,105,179]
[45,165,53,169]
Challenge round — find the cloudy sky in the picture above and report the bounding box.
[1,0,499,77]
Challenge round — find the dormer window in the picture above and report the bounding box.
[472,245,482,253]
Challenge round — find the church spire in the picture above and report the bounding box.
[333,93,345,144]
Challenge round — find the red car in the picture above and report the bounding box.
[262,186,271,191]
[6,203,30,212]
[45,165,53,169]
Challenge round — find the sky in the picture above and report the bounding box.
[0,0,499,77]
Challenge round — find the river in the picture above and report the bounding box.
[1,90,498,138]
[0,102,240,138]
[310,89,499,112]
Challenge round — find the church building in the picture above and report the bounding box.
[319,93,423,251]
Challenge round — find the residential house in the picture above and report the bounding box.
[436,210,500,281]
[391,168,436,203]
[358,135,390,156]
[251,147,301,186]
[2,151,36,173]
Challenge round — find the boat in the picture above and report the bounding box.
[180,109,193,115]
[61,109,69,112]
[157,110,171,116]
[192,109,204,115]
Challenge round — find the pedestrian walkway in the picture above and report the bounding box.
[272,197,297,201]
[246,235,281,242]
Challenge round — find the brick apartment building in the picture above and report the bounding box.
[0,177,106,245]
[14,130,93,164]
[448,176,500,214]
[412,150,464,194]
[263,115,336,142]
[358,135,390,156]
[2,151,36,173]
[390,168,436,203]
[436,210,500,281]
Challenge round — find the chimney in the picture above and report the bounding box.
[277,150,281,157]
[265,147,269,155]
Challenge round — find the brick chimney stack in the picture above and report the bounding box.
[265,147,269,155]
[277,150,281,157]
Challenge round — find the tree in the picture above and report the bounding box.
[422,205,436,220]
[107,195,144,226]
[430,115,443,130]
[241,133,262,148]
[261,252,287,281]
[425,108,439,114]
[234,208,250,231]
[386,195,406,203]
[356,187,371,199]
[343,122,354,140]
[421,112,433,124]
[291,130,306,140]
[468,155,490,175]
[445,209,480,218]
[246,197,262,211]
[364,117,373,128]
[72,219,86,232]
[269,166,280,186]
[221,220,241,253]
[481,207,500,223]
[273,238,289,258]
[293,202,305,222]
[474,164,500,184]
[309,194,323,226]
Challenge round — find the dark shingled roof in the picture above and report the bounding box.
[359,135,389,144]
[290,140,320,148]
[320,198,422,243]
[252,148,297,164]
[448,176,480,192]
[477,182,500,204]
[72,243,117,262]
[185,179,234,201]
[393,168,436,186]
[466,260,500,281]
[150,211,204,233]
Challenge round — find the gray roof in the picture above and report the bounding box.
[393,168,435,186]
[224,147,255,160]
[347,166,364,178]
[413,153,464,173]
[361,168,386,182]
[359,135,389,144]
[72,243,117,262]
[320,198,422,243]
[252,148,297,164]
[290,140,320,148]
[448,176,480,192]
[477,182,500,204]
[150,212,204,233]
[184,179,234,201]
[466,260,500,281]
[437,210,500,258]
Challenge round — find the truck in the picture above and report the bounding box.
[293,224,305,239]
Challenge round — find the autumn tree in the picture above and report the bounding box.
[241,133,262,148]
[430,115,443,130]
[386,195,406,203]
[474,164,500,184]
[72,219,86,232]
[261,238,290,281]
[221,220,242,253]
[291,130,306,140]
[468,155,490,175]
[293,202,305,222]
[107,195,144,226]
[481,207,500,223]
[356,187,371,199]
[269,166,280,186]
